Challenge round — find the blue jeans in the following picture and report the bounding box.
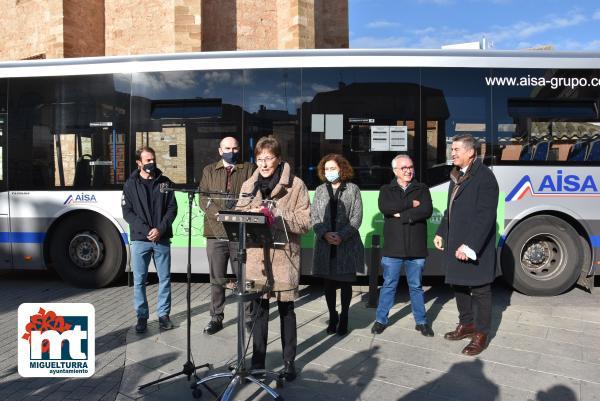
[131,240,172,319]
[376,256,427,325]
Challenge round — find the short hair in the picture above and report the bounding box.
[391,154,412,169]
[452,134,477,152]
[219,137,239,149]
[254,135,281,158]
[317,153,354,182]
[136,146,156,161]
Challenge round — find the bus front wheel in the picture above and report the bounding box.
[501,215,583,296]
[49,212,125,288]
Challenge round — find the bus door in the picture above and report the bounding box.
[0,114,10,268]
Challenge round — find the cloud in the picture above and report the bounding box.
[593,10,600,20]
[367,20,400,29]
[134,71,198,94]
[551,39,600,51]
[351,35,408,48]
[398,10,589,50]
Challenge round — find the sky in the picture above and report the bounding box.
[349,0,600,51]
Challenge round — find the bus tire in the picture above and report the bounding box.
[501,215,582,296]
[49,212,125,288]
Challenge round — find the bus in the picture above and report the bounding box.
[1,49,599,296]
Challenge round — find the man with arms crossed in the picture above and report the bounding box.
[371,154,434,336]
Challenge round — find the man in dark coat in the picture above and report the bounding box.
[434,134,499,356]
[371,155,434,337]
[122,146,178,334]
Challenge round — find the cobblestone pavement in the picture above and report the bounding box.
[0,271,210,401]
[2,271,600,401]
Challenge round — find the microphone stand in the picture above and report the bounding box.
[138,187,227,391]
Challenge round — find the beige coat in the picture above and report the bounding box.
[236,162,311,302]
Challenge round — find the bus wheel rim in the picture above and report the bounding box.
[68,231,104,269]
[519,232,566,281]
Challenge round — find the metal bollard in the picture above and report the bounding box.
[367,235,380,308]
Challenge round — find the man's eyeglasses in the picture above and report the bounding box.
[394,166,414,172]
[256,156,277,164]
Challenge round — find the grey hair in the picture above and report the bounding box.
[452,134,477,151]
[391,154,412,169]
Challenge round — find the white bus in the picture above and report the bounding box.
[1,49,599,295]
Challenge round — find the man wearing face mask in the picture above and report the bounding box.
[199,136,255,335]
[122,146,178,334]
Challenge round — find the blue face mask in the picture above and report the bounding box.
[222,151,238,164]
[325,171,340,183]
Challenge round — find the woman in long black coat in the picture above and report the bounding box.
[311,154,364,336]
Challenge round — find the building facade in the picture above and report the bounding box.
[0,0,348,61]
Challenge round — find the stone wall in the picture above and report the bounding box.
[63,0,105,58]
[0,0,348,60]
[175,0,202,53]
[0,0,65,60]
[315,0,348,48]
[105,0,176,56]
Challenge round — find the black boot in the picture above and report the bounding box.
[326,311,339,334]
[337,311,348,336]
[280,360,296,381]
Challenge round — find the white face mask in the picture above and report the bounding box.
[325,171,340,183]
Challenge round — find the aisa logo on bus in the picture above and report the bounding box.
[18,303,95,377]
[506,170,600,202]
[64,193,97,205]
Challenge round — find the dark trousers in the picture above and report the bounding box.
[324,279,352,317]
[251,298,297,368]
[453,284,492,335]
[207,238,238,321]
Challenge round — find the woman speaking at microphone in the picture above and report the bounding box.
[236,135,310,381]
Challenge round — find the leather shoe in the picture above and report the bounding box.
[444,323,475,341]
[462,332,488,356]
[158,315,174,330]
[280,361,296,382]
[135,318,147,334]
[415,323,434,337]
[371,321,386,334]
[204,320,223,335]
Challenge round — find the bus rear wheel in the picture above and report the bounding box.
[501,215,583,296]
[49,212,125,288]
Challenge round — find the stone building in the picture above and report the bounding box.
[0,0,348,61]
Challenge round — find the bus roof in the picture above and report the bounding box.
[1,48,600,78]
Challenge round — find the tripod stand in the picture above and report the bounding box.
[139,189,211,390]
[192,212,284,401]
